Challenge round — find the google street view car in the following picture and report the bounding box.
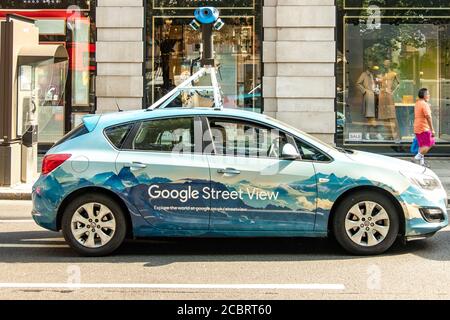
[32,107,448,256]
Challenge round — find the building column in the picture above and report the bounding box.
[96,0,144,113]
[263,0,336,145]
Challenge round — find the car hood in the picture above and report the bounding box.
[343,150,429,175]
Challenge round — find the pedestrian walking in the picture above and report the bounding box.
[413,88,436,166]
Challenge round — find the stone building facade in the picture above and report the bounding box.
[95,0,336,145]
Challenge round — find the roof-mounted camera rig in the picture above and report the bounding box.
[148,7,225,111]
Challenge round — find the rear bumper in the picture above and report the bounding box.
[31,208,58,231]
[31,176,60,232]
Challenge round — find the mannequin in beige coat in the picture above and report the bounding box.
[379,59,400,141]
[356,65,379,140]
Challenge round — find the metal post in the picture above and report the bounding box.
[147,7,224,112]
[201,24,214,67]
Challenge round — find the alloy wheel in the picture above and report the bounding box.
[344,201,390,247]
[70,203,117,248]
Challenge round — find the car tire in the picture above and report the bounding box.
[62,193,127,257]
[332,191,400,255]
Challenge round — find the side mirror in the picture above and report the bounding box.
[282,143,301,160]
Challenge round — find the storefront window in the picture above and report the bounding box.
[343,1,450,9]
[337,1,450,154]
[0,0,96,147]
[145,1,263,112]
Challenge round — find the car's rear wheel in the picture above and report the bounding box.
[332,191,400,255]
[62,194,127,256]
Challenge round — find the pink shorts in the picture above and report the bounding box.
[416,131,436,148]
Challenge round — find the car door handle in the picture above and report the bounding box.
[217,168,241,175]
[126,162,147,169]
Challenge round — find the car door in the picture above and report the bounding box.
[114,116,211,231]
[204,116,317,232]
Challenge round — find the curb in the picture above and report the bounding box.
[0,193,32,201]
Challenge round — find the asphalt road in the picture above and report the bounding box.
[0,200,449,300]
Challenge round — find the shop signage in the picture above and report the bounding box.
[345,0,450,9]
[348,132,363,141]
[153,0,254,9]
[0,1,89,10]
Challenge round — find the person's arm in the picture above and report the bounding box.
[392,74,400,93]
[356,72,367,95]
[424,104,435,137]
[426,116,435,137]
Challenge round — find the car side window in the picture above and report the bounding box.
[132,117,197,153]
[104,123,133,149]
[207,117,288,159]
[296,138,331,162]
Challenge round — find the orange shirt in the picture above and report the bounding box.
[414,99,432,134]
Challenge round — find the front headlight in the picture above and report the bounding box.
[400,171,442,191]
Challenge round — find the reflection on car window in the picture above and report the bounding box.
[105,124,133,149]
[296,139,331,162]
[207,118,287,158]
[132,117,196,153]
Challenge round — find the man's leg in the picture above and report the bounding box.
[417,146,430,166]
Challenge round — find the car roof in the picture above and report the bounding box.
[97,107,273,128]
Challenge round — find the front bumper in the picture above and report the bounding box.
[400,186,448,239]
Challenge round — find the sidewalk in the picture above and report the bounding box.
[424,158,450,201]
[0,182,35,200]
[1,158,450,201]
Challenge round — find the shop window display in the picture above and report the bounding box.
[338,6,450,147]
[145,1,262,113]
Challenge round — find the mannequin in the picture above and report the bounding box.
[379,59,400,141]
[356,63,379,140]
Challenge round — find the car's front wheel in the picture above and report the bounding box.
[333,191,400,255]
[62,194,127,256]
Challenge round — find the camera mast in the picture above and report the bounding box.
[147,7,225,111]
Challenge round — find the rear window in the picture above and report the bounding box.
[104,124,133,149]
[53,124,89,148]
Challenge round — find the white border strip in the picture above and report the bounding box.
[0,220,35,223]
[0,283,346,290]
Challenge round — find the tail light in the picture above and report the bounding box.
[42,154,72,175]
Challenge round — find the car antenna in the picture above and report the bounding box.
[114,97,123,112]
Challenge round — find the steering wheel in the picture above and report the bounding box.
[268,137,281,158]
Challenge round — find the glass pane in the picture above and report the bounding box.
[342,19,450,144]
[0,1,90,10]
[133,118,195,152]
[35,60,69,144]
[208,118,284,158]
[145,2,263,113]
[344,0,450,9]
[440,25,450,141]
[105,124,133,149]
[35,20,66,35]
[71,17,91,107]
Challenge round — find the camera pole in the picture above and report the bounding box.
[148,7,224,111]
[201,24,214,67]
